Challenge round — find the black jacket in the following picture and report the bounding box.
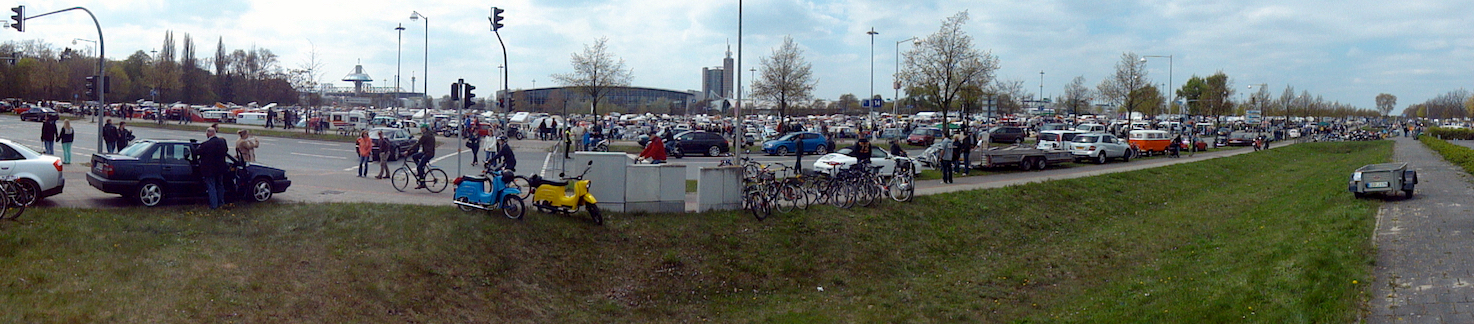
[101,123,118,141]
[409,131,436,157]
[59,128,74,143]
[197,136,229,177]
[41,120,57,141]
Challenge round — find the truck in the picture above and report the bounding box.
[968,146,1075,171]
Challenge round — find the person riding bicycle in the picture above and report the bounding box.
[407,124,437,188]
[486,136,517,172]
[846,137,874,170]
[638,134,668,164]
[888,139,907,157]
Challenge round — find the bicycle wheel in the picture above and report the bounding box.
[0,182,24,220]
[0,185,14,220]
[855,180,878,207]
[510,176,533,199]
[831,182,855,209]
[889,175,915,202]
[745,187,769,221]
[787,181,810,210]
[772,185,795,214]
[425,168,450,193]
[390,168,412,192]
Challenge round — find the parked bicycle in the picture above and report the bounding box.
[390,155,449,193]
[0,175,33,220]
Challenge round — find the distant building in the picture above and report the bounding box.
[501,86,696,114]
[700,46,735,101]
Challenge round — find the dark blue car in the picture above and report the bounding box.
[86,139,292,207]
[761,132,832,156]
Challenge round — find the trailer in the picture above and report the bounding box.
[968,146,1075,171]
[1349,162,1417,199]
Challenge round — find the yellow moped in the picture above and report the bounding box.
[528,161,603,225]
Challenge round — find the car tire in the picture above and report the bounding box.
[815,145,827,155]
[137,180,165,207]
[775,146,789,156]
[1035,158,1048,170]
[707,145,720,157]
[11,179,39,207]
[1019,158,1033,171]
[1097,152,1108,164]
[1123,149,1133,162]
[250,178,274,202]
[671,146,684,159]
[1015,138,1024,145]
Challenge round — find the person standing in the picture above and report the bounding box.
[115,122,134,151]
[938,135,956,184]
[356,131,373,177]
[235,130,259,162]
[59,120,75,164]
[375,131,393,179]
[958,132,973,176]
[101,119,119,153]
[467,125,483,166]
[40,116,57,155]
[197,127,229,209]
[265,108,276,129]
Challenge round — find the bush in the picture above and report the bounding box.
[1421,136,1474,175]
[1428,127,1474,140]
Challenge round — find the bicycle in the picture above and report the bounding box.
[886,158,916,202]
[391,155,449,193]
[0,176,33,220]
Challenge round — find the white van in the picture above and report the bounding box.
[236,112,267,126]
[1075,123,1107,133]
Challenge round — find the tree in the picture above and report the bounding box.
[551,37,632,115]
[1176,76,1206,115]
[1061,75,1091,116]
[1201,72,1233,121]
[1097,52,1149,119]
[899,11,1000,136]
[1129,84,1165,116]
[992,78,1028,115]
[1375,93,1396,116]
[751,36,816,122]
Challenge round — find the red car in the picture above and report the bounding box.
[906,127,944,146]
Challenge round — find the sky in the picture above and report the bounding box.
[5,0,1472,115]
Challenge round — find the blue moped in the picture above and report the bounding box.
[452,169,526,219]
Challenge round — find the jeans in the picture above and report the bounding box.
[61,142,72,164]
[939,160,954,183]
[104,141,116,154]
[411,152,430,180]
[42,141,54,155]
[203,174,224,209]
[358,155,371,177]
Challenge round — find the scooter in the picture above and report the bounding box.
[452,169,526,220]
[528,161,603,225]
[592,137,610,152]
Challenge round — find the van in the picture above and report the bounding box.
[1075,123,1107,133]
[236,112,268,126]
[1128,130,1172,155]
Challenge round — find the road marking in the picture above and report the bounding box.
[290,152,347,160]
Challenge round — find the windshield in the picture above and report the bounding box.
[1039,133,1058,141]
[118,141,154,157]
[777,133,800,141]
[1073,135,1101,143]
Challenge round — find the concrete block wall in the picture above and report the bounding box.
[697,166,743,212]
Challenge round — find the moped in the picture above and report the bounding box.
[528,161,603,225]
[452,169,526,220]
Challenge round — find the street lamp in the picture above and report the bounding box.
[1039,70,1044,110]
[72,38,95,56]
[410,11,428,108]
[894,36,918,116]
[1142,55,1173,114]
[867,28,878,130]
[496,65,503,108]
[395,24,405,106]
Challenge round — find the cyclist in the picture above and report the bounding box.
[486,136,517,172]
[407,124,437,188]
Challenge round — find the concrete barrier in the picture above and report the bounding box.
[697,166,743,212]
[569,152,686,213]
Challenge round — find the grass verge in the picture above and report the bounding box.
[0,141,1387,322]
[1420,135,1474,174]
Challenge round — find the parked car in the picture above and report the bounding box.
[762,132,831,156]
[1069,133,1133,164]
[1035,130,1085,150]
[1224,132,1257,146]
[986,126,1028,144]
[86,139,292,207]
[906,127,944,146]
[366,127,417,161]
[811,147,916,177]
[0,139,65,205]
[1075,123,1108,133]
[666,130,730,158]
[19,107,58,122]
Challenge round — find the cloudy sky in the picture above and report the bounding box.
[5,0,1471,114]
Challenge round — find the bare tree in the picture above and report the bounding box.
[992,78,1028,115]
[551,37,633,115]
[752,36,816,122]
[1096,52,1148,119]
[1375,93,1396,116]
[1061,75,1091,116]
[899,11,1000,136]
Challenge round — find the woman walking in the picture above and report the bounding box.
[59,120,75,164]
[356,131,373,177]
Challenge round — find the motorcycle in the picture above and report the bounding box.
[528,160,603,225]
[592,137,610,152]
[452,169,527,220]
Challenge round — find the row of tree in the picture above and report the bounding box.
[1400,89,1474,120]
[0,32,298,106]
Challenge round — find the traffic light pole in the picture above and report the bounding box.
[23,7,106,152]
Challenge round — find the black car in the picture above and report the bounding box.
[86,139,292,207]
[367,127,417,161]
[987,126,1028,144]
[666,130,730,158]
[19,107,58,122]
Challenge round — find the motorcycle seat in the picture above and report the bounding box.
[529,175,567,187]
[462,175,489,182]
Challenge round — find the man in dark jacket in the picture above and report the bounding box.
[487,136,517,171]
[406,124,437,188]
[197,127,230,209]
[40,116,57,155]
[845,137,874,170]
[101,119,119,153]
[115,122,133,151]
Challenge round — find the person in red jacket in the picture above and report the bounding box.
[638,135,668,164]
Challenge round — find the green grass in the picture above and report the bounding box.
[0,141,1388,322]
[1420,135,1474,174]
[686,179,698,193]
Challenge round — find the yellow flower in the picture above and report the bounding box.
[1352,280,1359,284]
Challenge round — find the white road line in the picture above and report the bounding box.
[290,152,347,160]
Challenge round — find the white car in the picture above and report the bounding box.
[0,138,65,205]
[1068,134,1133,164]
[812,147,917,177]
[1035,130,1085,150]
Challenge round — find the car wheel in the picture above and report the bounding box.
[137,181,165,207]
[11,179,39,206]
[707,145,721,157]
[775,146,789,156]
[1097,152,1108,164]
[1015,138,1024,145]
[1035,158,1048,170]
[1122,149,1133,162]
[1019,158,1033,171]
[250,178,274,202]
[815,145,828,155]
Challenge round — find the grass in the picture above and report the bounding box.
[1420,135,1474,173]
[686,179,698,193]
[0,141,1388,322]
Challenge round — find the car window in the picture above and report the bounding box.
[871,149,887,158]
[1040,133,1058,141]
[162,144,192,163]
[0,143,22,161]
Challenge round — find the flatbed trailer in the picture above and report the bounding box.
[969,146,1075,171]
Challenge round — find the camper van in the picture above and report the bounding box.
[200,109,235,123]
[236,112,268,126]
[330,111,369,130]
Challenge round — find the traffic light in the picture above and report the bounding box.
[490,7,505,31]
[462,83,476,109]
[450,82,461,100]
[84,76,97,101]
[9,5,22,32]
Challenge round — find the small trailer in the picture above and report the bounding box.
[1349,162,1418,199]
[969,146,1075,171]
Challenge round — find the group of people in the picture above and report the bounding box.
[354,122,516,189]
[99,119,135,154]
[37,116,76,164]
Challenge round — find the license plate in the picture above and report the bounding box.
[1367,182,1390,188]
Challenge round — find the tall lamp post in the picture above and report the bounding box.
[410,11,428,109]
[71,38,95,56]
[395,24,405,107]
[1039,70,1045,110]
[866,28,878,131]
[1142,55,1173,115]
[894,36,918,116]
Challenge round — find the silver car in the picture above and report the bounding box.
[1069,134,1133,164]
[0,138,65,205]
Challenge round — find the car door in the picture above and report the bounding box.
[1103,135,1126,157]
[870,149,896,175]
[801,133,820,153]
[0,143,21,178]
[159,143,200,194]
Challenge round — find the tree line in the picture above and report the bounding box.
[0,32,298,106]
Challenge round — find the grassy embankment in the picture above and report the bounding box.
[1420,135,1474,173]
[0,141,1388,322]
